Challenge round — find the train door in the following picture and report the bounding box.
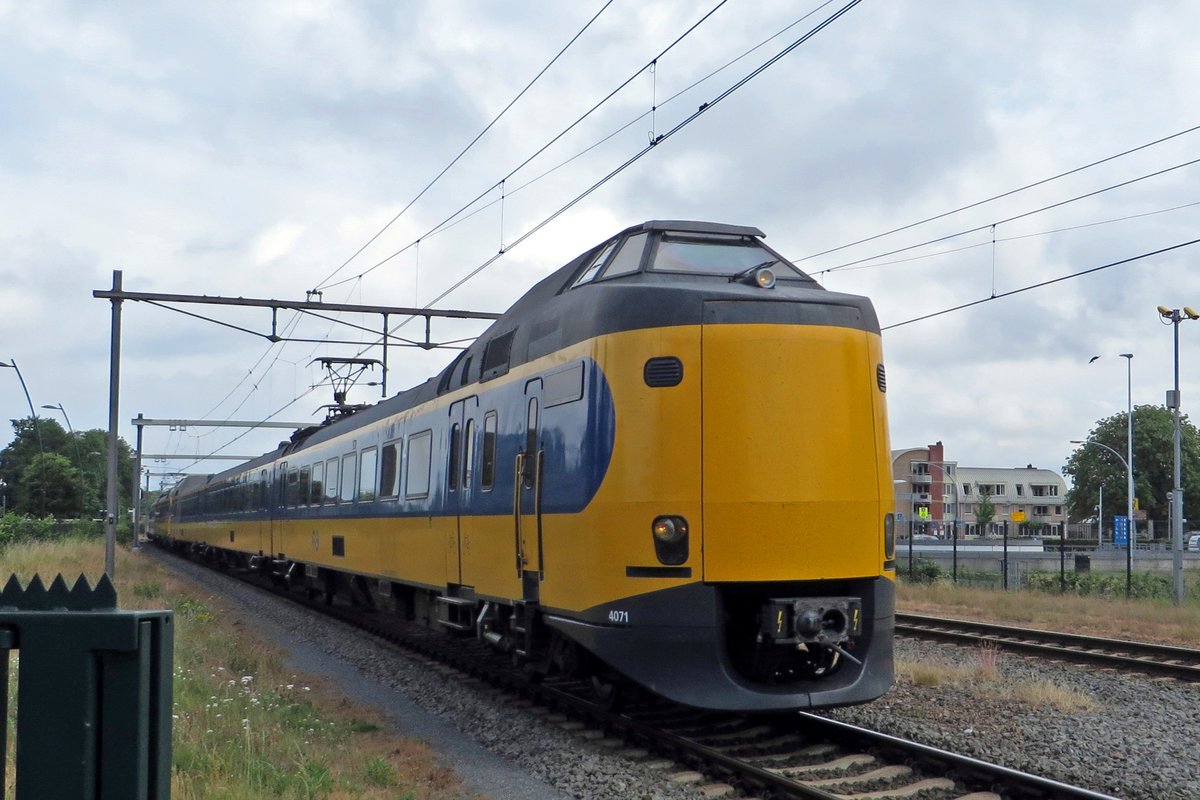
[270,462,285,557]
[447,396,480,588]
[514,379,543,601]
[258,469,270,555]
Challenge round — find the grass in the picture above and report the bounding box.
[897,642,1098,713]
[893,579,1200,715]
[2,538,477,799]
[897,580,1200,646]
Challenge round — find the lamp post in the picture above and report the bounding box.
[0,359,46,516]
[41,403,87,518]
[1071,438,1133,597]
[1157,305,1197,606]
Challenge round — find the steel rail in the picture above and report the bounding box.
[897,612,1200,681]
[151,545,1121,798]
[798,713,1119,800]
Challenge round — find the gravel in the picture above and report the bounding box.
[826,637,1200,799]
[153,551,1200,799]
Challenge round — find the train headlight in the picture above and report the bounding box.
[652,515,689,565]
[884,513,896,560]
[754,267,776,289]
[653,517,684,543]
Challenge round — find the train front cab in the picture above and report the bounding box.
[543,298,895,712]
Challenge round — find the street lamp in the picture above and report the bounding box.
[0,359,46,516]
[1086,352,1136,596]
[1071,438,1133,597]
[42,402,87,518]
[1157,304,1198,606]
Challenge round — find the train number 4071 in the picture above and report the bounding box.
[607,609,629,624]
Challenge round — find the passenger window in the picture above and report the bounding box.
[358,447,377,502]
[299,465,311,506]
[311,461,325,505]
[380,440,402,499]
[340,453,357,504]
[325,458,339,503]
[481,412,497,491]
[598,232,647,278]
[448,423,461,491]
[523,398,539,489]
[463,419,476,489]
[406,430,433,498]
[525,398,539,454]
[544,361,584,407]
[286,468,300,508]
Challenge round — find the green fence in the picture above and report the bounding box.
[1,573,172,799]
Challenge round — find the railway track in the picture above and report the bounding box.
[896,612,1200,682]
[159,547,1119,799]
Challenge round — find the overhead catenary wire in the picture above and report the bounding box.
[310,0,616,294]
[814,155,1200,276]
[159,0,851,471]
[315,0,744,293]
[881,238,1200,330]
[797,122,1200,264]
[363,2,841,252]
[353,0,865,355]
[174,387,321,475]
[824,200,1200,273]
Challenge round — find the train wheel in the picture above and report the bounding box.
[590,674,625,711]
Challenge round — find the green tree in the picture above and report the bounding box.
[975,485,995,532]
[1063,405,1200,530]
[19,452,84,517]
[0,417,134,517]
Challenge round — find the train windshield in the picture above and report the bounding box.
[651,233,809,279]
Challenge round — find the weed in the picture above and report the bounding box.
[3,537,472,800]
[1011,679,1099,712]
[227,651,259,676]
[133,581,162,599]
[364,755,397,787]
[971,643,1003,681]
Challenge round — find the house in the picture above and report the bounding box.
[892,442,1067,537]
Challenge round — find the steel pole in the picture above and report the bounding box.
[1124,354,1134,600]
[132,412,144,551]
[105,270,123,578]
[1171,314,1185,605]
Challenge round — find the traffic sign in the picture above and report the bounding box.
[1113,515,1129,546]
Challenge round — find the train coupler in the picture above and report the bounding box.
[758,596,863,646]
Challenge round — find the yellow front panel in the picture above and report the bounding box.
[539,327,704,612]
[702,323,883,581]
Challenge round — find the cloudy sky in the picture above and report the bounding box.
[1,0,1197,493]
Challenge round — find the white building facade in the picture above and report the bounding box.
[892,442,1068,537]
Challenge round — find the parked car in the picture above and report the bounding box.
[1187,533,1200,551]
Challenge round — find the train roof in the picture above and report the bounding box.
[176,220,875,490]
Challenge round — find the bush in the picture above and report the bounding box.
[0,515,103,550]
[1024,570,1195,601]
[899,556,942,584]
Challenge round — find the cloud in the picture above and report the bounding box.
[1,0,1198,485]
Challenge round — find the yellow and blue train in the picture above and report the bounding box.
[154,220,896,712]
